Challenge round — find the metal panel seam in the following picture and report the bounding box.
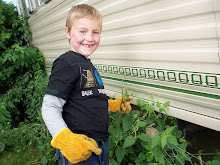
[211,0,220,63]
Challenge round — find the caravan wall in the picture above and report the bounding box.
[27,0,220,131]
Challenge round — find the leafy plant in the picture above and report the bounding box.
[109,93,192,165]
[0,0,31,55]
[0,46,48,123]
[0,0,48,124]
[0,2,54,164]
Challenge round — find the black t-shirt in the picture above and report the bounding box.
[46,51,109,141]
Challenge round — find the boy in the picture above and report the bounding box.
[41,4,131,165]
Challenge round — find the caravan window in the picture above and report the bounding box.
[28,0,42,12]
[16,0,50,16]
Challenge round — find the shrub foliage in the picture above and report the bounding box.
[0,0,47,124]
[0,1,55,164]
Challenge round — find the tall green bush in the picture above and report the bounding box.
[0,0,47,124]
[0,0,30,54]
[0,1,55,164]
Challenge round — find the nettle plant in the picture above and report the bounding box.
[108,90,191,165]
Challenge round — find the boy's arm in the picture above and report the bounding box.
[108,96,132,114]
[41,94,67,137]
[41,94,101,164]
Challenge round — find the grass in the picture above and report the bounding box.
[0,147,41,165]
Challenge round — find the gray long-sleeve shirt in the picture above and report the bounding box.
[41,94,67,137]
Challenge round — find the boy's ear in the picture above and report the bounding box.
[65,27,71,40]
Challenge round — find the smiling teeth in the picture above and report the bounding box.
[83,44,92,48]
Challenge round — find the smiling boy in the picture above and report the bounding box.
[41,4,131,165]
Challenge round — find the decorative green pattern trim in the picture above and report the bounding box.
[106,89,220,120]
[102,76,220,99]
[95,64,220,88]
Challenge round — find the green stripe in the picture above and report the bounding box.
[102,76,220,99]
[95,64,220,75]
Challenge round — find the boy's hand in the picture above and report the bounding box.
[108,95,132,114]
[51,128,102,164]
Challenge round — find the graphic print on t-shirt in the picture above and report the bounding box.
[80,67,104,88]
[80,67,97,88]
[94,70,103,86]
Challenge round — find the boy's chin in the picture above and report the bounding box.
[81,52,93,58]
[80,50,96,57]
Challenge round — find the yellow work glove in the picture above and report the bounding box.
[51,128,102,164]
[108,95,132,114]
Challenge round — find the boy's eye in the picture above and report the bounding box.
[93,32,99,34]
[80,31,86,34]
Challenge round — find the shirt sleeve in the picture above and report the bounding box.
[46,59,77,100]
[41,94,67,137]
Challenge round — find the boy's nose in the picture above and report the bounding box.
[86,33,93,41]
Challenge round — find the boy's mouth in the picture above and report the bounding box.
[82,44,93,48]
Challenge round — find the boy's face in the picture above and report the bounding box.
[65,17,101,58]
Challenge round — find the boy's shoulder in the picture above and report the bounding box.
[55,51,89,67]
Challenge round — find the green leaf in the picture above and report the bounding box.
[112,127,122,142]
[158,154,165,165]
[165,126,176,135]
[156,102,161,108]
[151,135,161,148]
[110,159,119,165]
[146,152,154,161]
[161,137,167,149]
[41,157,48,165]
[0,142,5,152]
[131,110,140,119]
[123,115,133,132]
[137,99,145,109]
[123,135,136,148]
[175,155,185,165]
[136,121,147,127]
[122,94,128,99]
[136,153,146,163]
[167,135,179,146]
[206,160,220,165]
[139,133,150,142]
[159,108,165,113]
[179,142,188,151]
[115,146,125,163]
[163,101,170,108]
[12,56,16,62]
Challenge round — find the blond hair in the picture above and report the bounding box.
[66,4,102,32]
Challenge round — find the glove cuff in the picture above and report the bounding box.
[51,128,70,148]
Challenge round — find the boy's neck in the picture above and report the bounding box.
[69,50,89,59]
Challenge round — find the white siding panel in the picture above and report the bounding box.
[213,0,220,11]
[31,17,65,40]
[32,30,66,45]
[95,0,154,16]
[102,0,214,31]
[94,39,219,63]
[33,39,69,51]
[101,14,216,44]
[91,59,220,73]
